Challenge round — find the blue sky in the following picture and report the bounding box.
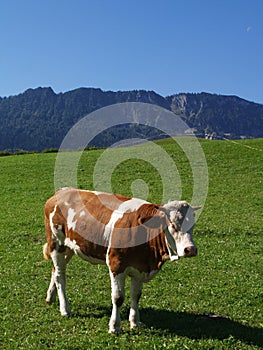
[1,0,263,103]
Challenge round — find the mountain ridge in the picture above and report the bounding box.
[0,87,262,151]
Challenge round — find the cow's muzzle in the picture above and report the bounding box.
[183,246,197,257]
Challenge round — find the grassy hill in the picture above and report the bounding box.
[0,139,262,349]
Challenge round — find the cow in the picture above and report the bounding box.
[43,187,199,333]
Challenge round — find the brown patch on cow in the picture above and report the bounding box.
[79,190,129,214]
[44,188,132,262]
[44,197,65,256]
[108,204,169,275]
[108,235,168,276]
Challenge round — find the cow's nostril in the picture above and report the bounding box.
[184,246,197,257]
[184,247,191,255]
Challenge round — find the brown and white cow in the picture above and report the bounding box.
[43,187,199,333]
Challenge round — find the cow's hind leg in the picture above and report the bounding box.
[129,277,142,329]
[49,247,73,316]
[46,247,73,306]
[46,266,57,305]
[109,271,126,334]
[43,243,57,305]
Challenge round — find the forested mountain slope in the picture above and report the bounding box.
[0,87,262,151]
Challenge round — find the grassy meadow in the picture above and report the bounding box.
[0,138,262,349]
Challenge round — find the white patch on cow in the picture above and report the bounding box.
[108,270,126,333]
[129,276,142,329]
[49,205,57,235]
[64,237,78,251]
[175,232,196,257]
[170,255,179,261]
[64,238,105,265]
[118,198,148,212]
[49,248,71,316]
[64,201,69,206]
[57,224,63,231]
[163,224,179,260]
[49,205,65,246]
[163,200,197,259]
[79,210,86,217]
[67,208,77,231]
[92,190,104,195]
[164,201,195,233]
[104,211,124,242]
[105,198,148,266]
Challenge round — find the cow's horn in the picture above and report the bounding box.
[192,205,202,211]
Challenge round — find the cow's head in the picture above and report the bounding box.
[162,201,200,259]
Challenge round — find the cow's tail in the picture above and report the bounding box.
[43,243,51,260]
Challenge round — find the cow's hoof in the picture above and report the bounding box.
[45,294,56,305]
[108,328,121,335]
[130,324,140,331]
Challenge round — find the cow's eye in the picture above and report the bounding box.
[171,221,179,231]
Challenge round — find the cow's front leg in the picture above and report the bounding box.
[109,271,126,334]
[129,277,142,329]
[50,248,72,316]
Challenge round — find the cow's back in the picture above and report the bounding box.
[44,188,138,262]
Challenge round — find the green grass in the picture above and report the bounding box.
[0,139,262,349]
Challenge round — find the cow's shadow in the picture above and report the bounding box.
[140,308,263,347]
[75,306,263,347]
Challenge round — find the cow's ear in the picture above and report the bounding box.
[138,216,151,225]
[138,210,166,229]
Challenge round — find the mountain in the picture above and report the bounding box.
[0,87,262,151]
[167,92,263,138]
